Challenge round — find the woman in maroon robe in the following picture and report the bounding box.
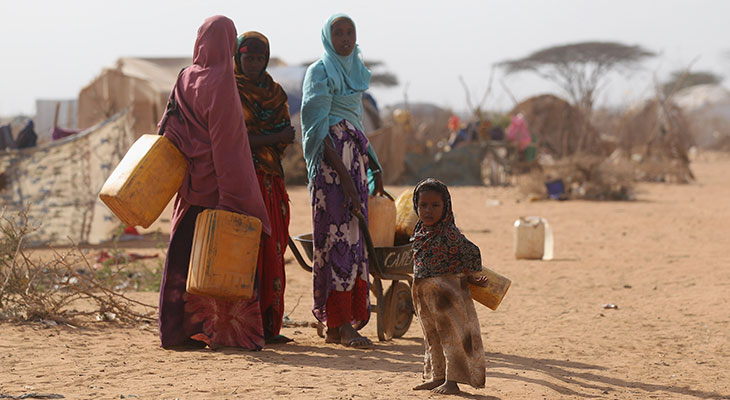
[157,15,272,350]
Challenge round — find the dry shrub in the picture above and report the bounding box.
[634,156,695,183]
[520,153,635,201]
[516,168,549,198]
[0,208,157,325]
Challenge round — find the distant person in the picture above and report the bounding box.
[15,120,37,149]
[157,15,271,350]
[410,178,487,394]
[234,31,295,344]
[0,124,14,150]
[506,113,531,152]
[301,13,389,348]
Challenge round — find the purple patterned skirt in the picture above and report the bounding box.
[310,120,371,329]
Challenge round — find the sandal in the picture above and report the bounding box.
[342,336,372,349]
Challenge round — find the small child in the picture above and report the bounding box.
[411,178,487,395]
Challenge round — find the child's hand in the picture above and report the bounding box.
[468,275,489,287]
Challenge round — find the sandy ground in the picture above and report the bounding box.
[2,153,730,400]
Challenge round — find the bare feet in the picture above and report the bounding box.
[432,380,460,395]
[338,324,372,348]
[324,327,340,343]
[413,378,445,390]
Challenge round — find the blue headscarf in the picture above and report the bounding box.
[301,13,382,184]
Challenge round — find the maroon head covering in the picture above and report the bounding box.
[161,15,271,235]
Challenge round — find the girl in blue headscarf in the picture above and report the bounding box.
[301,14,389,348]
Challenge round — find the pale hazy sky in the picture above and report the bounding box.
[1,0,728,117]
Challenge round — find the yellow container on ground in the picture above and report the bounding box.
[186,209,262,300]
[468,267,512,310]
[99,134,186,228]
[368,195,396,247]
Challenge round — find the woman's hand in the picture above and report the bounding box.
[342,174,363,214]
[370,171,393,200]
[249,126,295,148]
[322,136,362,213]
[277,125,296,144]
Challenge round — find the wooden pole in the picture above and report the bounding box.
[53,102,61,128]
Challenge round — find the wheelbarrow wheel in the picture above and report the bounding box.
[384,281,414,338]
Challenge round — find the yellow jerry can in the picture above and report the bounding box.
[186,209,262,300]
[468,267,512,310]
[368,195,396,247]
[99,134,186,228]
[394,189,419,245]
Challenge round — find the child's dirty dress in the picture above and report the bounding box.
[411,179,486,388]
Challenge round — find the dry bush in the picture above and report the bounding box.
[633,156,695,183]
[519,154,635,201]
[0,208,157,325]
[616,99,695,183]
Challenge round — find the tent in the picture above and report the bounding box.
[509,94,593,158]
[672,84,730,148]
[0,112,135,245]
[78,57,191,139]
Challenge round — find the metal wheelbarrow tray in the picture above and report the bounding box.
[288,211,414,341]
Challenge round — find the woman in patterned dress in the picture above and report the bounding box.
[301,14,389,348]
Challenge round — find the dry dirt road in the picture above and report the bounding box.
[2,153,729,399]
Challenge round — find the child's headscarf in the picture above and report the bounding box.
[411,178,482,279]
[300,13,381,183]
[233,31,291,177]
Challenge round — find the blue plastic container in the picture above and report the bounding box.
[545,179,565,200]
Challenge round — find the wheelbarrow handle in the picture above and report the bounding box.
[287,237,313,273]
[287,210,391,277]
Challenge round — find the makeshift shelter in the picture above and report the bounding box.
[620,98,693,155]
[673,84,730,149]
[0,112,135,245]
[383,102,451,154]
[402,143,486,186]
[365,123,407,184]
[617,98,694,183]
[509,94,594,159]
[78,57,191,139]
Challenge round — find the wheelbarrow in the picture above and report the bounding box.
[288,210,415,341]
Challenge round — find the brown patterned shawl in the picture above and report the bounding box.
[234,31,291,177]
